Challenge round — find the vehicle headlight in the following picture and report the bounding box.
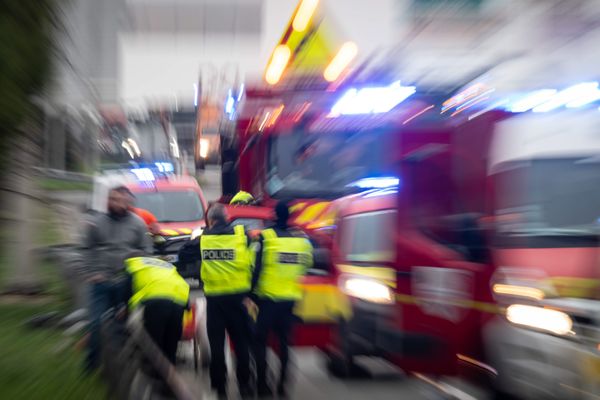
[342,277,394,304]
[493,284,545,300]
[506,304,573,335]
[191,227,204,240]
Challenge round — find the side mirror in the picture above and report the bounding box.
[313,248,331,270]
[222,161,235,173]
[307,268,329,277]
[221,161,238,196]
[444,213,490,264]
[457,214,490,264]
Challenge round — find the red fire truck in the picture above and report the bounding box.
[218,78,454,352]
[220,75,600,398]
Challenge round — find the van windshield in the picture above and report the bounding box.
[494,157,600,236]
[135,190,205,223]
[340,211,397,263]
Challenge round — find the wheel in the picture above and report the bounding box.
[325,351,352,378]
[325,319,368,379]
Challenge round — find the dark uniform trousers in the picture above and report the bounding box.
[143,299,185,364]
[206,293,252,393]
[253,299,296,391]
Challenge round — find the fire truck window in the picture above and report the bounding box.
[340,211,396,263]
[266,129,393,198]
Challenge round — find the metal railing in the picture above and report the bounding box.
[100,312,196,400]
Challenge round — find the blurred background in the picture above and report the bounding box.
[1,0,600,399]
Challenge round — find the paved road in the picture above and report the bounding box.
[177,293,491,400]
[176,346,464,400]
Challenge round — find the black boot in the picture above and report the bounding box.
[277,381,289,399]
[239,384,255,399]
[257,384,273,398]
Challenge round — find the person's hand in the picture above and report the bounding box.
[243,297,254,308]
[149,222,161,235]
[87,273,106,284]
[244,297,258,318]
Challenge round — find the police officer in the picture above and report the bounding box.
[179,203,253,399]
[252,201,314,397]
[122,252,190,364]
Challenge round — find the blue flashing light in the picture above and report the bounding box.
[154,162,174,173]
[565,83,600,108]
[347,176,400,189]
[131,168,155,182]
[533,82,600,112]
[237,83,245,101]
[364,188,398,198]
[331,81,416,116]
[507,89,557,113]
[225,89,235,115]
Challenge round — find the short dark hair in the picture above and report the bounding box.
[275,200,290,223]
[110,185,135,198]
[207,203,227,224]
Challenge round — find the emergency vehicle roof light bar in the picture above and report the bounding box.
[507,89,557,113]
[347,176,400,189]
[330,81,416,115]
[154,162,174,173]
[533,82,600,112]
[364,187,398,198]
[131,168,155,182]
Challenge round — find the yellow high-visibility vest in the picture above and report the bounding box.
[200,224,252,296]
[125,257,190,310]
[255,228,313,301]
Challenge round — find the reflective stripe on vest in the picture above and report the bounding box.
[125,257,190,310]
[256,228,313,300]
[200,224,251,296]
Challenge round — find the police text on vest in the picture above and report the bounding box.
[203,249,236,261]
[278,252,300,264]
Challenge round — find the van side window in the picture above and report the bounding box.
[340,211,397,263]
[410,159,457,246]
[408,157,485,260]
